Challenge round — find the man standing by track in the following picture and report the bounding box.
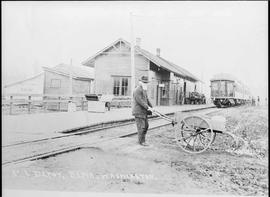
[132,76,155,146]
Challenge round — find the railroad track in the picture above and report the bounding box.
[2,107,221,166]
[3,106,218,148]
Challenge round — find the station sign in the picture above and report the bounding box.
[158,84,165,88]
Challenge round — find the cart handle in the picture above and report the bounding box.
[152,110,177,126]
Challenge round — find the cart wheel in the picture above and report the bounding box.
[175,115,215,154]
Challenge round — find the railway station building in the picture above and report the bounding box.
[82,38,200,106]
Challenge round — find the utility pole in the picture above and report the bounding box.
[201,68,204,94]
[69,58,73,96]
[130,12,135,94]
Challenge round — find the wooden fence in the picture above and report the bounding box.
[2,94,132,115]
[2,94,87,115]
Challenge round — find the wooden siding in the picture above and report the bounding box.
[148,64,171,106]
[89,40,198,106]
[73,79,92,95]
[44,71,92,95]
[94,43,149,96]
[4,74,44,95]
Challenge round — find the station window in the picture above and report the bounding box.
[113,77,130,96]
[50,79,61,88]
[121,78,128,96]
[113,78,120,95]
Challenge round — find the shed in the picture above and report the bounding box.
[43,63,94,96]
[3,73,44,98]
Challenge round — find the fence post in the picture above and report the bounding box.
[58,96,61,111]
[9,96,13,115]
[28,96,31,114]
[69,96,73,111]
[43,96,46,112]
[81,97,84,111]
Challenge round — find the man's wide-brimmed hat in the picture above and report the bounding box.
[139,76,149,83]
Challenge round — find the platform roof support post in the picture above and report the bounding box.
[130,12,135,96]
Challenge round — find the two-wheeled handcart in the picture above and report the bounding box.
[152,110,236,154]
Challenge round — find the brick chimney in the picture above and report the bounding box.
[156,48,160,57]
[135,37,141,48]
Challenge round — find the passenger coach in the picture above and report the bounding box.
[210,73,251,108]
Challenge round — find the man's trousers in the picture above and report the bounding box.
[135,116,149,144]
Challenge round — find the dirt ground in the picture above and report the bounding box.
[2,105,268,195]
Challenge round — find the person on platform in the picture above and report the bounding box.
[132,76,154,146]
[252,97,255,106]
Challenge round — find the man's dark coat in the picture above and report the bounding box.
[132,85,153,118]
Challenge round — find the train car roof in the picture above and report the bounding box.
[211,73,251,95]
[210,73,236,81]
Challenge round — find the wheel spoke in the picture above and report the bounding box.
[198,135,204,146]
[200,133,211,145]
[176,116,214,154]
[181,134,193,141]
[193,135,198,151]
[182,119,195,132]
[182,125,194,132]
[196,128,211,135]
[192,117,195,130]
[199,134,208,145]
[184,136,193,149]
[201,128,211,133]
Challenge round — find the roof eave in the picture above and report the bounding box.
[43,67,92,80]
[82,38,129,65]
[76,77,94,81]
[4,73,44,88]
[82,38,198,82]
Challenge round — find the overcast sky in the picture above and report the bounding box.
[2,1,268,99]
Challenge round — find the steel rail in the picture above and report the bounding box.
[2,115,169,148]
[2,107,220,166]
[2,121,173,166]
[3,106,217,148]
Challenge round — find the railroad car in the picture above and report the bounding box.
[210,73,251,108]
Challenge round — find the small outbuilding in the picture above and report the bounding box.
[43,63,94,96]
[3,73,44,96]
[4,63,94,98]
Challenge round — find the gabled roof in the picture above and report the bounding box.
[82,38,125,66]
[4,73,44,88]
[43,63,94,80]
[82,38,200,82]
